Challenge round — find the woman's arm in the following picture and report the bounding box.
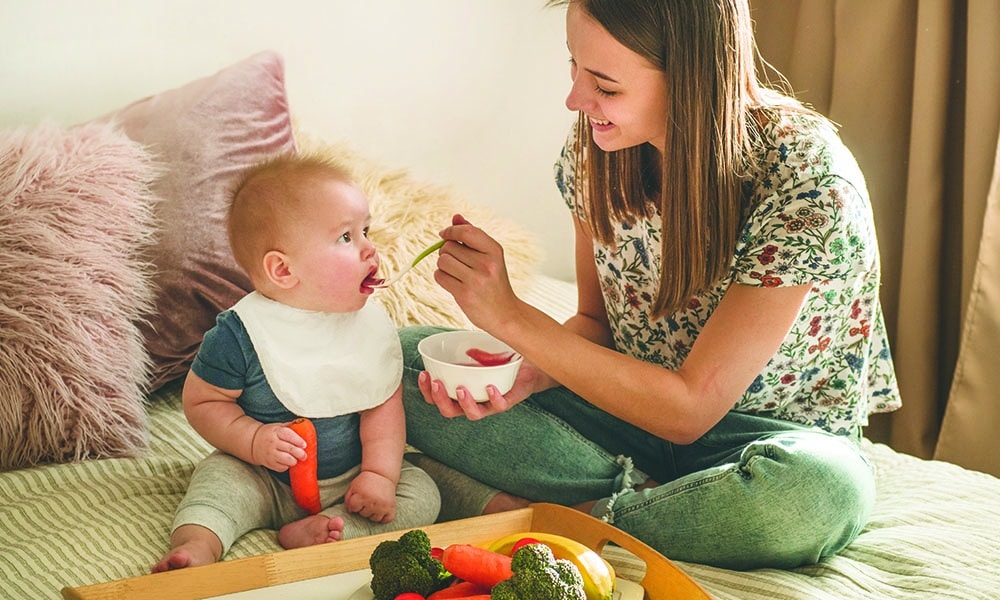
[563,216,615,349]
[435,215,810,444]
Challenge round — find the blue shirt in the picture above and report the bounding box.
[191,309,362,483]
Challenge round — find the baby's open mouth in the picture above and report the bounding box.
[362,267,384,291]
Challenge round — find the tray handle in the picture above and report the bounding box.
[528,503,711,600]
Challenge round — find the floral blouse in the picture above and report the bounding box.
[553,108,901,436]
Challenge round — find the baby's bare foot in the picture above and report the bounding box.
[151,524,222,573]
[151,546,210,573]
[278,514,345,549]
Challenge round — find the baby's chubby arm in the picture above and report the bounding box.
[344,384,405,522]
[181,370,307,472]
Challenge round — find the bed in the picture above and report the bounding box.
[3,51,1000,600]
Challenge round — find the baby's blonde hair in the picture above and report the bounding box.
[227,152,354,283]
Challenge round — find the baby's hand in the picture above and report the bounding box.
[250,422,307,472]
[344,471,397,523]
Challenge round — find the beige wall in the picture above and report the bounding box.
[1,0,577,280]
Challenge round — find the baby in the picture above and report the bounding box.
[153,153,439,572]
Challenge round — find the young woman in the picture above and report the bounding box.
[401,0,900,570]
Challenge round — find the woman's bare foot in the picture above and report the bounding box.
[151,525,222,573]
[482,491,531,515]
[277,514,345,549]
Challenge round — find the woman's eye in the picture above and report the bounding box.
[595,86,617,98]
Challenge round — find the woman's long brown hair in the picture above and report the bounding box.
[549,0,789,317]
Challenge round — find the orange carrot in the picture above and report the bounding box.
[440,544,513,588]
[426,581,491,599]
[287,417,321,515]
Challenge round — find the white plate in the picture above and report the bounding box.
[345,577,644,600]
[210,566,643,600]
[346,583,373,600]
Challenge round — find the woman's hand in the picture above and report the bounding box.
[434,214,520,332]
[417,359,550,421]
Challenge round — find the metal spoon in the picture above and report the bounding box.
[374,239,445,288]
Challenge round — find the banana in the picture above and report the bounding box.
[487,531,615,600]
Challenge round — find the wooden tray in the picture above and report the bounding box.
[62,503,710,600]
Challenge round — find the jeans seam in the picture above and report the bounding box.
[610,466,740,522]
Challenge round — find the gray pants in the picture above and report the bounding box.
[172,451,440,553]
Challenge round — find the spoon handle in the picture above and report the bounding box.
[408,239,445,268]
[375,239,444,288]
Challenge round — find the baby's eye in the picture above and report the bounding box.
[363,226,371,238]
[339,232,352,243]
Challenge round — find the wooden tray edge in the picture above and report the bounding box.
[62,503,709,600]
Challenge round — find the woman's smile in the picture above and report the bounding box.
[589,116,615,137]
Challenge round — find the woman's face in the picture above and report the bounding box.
[563,3,669,153]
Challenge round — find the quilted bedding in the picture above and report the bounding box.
[2,276,999,600]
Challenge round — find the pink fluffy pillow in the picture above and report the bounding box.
[0,121,157,470]
[94,51,297,389]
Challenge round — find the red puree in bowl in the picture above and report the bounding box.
[464,348,515,367]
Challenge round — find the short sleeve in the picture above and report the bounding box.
[731,119,879,289]
[190,310,250,391]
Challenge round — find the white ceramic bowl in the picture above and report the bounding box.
[417,330,523,402]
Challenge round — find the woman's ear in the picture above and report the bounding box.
[262,250,298,289]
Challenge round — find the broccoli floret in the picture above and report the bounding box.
[397,528,432,556]
[490,579,520,600]
[509,542,556,571]
[369,529,451,600]
[552,557,585,589]
[491,543,586,600]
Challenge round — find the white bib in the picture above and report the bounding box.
[232,292,402,418]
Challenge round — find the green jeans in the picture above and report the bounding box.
[400,326,875,570]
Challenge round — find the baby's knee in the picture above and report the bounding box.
[395,460,442,525]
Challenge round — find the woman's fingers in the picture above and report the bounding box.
[452,386,493,421]
[418,371,465,418]
[418,370,514,420]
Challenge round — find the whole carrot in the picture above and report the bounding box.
[427,581,491,599]
[287,417,322,515]
[440,544,513,588]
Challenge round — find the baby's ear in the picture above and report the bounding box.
[262,250,298,289]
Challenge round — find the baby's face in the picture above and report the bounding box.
[279,178,381,313]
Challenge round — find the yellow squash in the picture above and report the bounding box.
[487,531,615,600]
